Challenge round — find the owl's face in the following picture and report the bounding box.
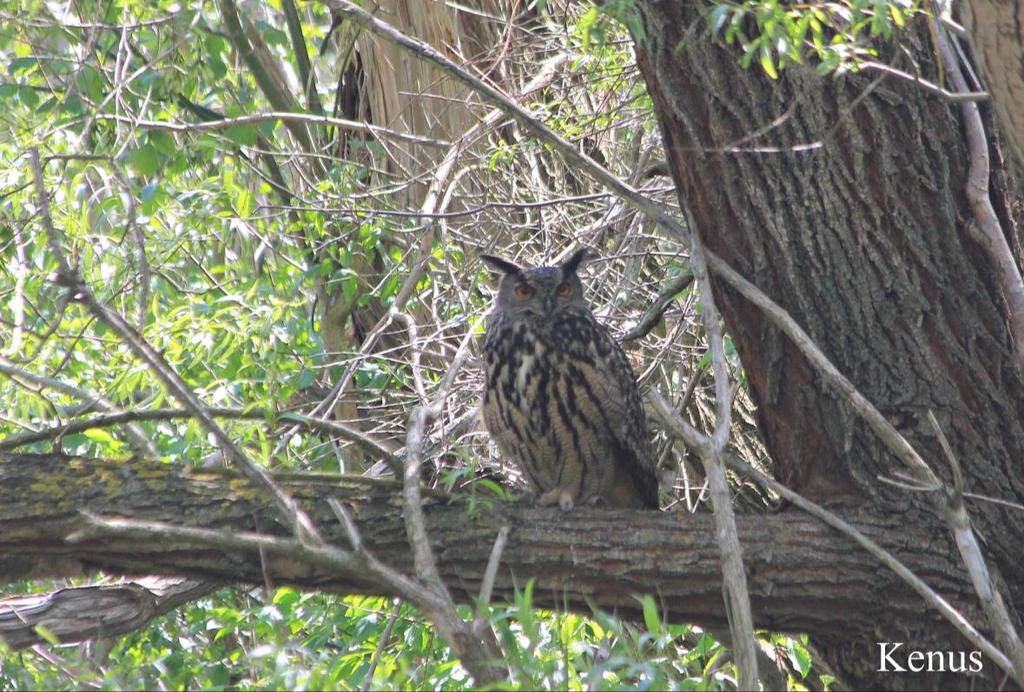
[481,249,590,320]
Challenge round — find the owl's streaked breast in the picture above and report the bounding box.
[478,251,658,510]
[481,309,656,508]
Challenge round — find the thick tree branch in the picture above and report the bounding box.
[0,452,986,655]
[719,453,1015,680]
[0,578,217,650]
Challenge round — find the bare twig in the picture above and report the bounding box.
[9,218,29,355]
[620,268,694,343]
[398,311,507,684]
[473,525,509,638]
[963,492,1024,513]
[72,510,435,611]
[0,406,399,469]
[362,599,402,691]
[106,164,148,334]
[858,61,989,102]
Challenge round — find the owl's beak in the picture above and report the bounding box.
[543,295,555,314]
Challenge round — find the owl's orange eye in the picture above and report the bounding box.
[556,282,572,297]
[515,284,534,299]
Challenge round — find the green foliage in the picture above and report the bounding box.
[704,0,921,78]
[0,586,761,690]
[578,1,645,46]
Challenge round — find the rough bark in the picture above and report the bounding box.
[0,451,992,687]
[632,5,1024,690]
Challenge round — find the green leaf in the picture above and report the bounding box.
[128,143,161,177]
[33,625,60,646]
[272,587,300,607]
[8,56,37,74]
[637,594,662,635]
[18,85,38,109]
[148,130,178,156]
[788,638,812,677]
[224,124,258,147]
[296,368,317,388]
[759,44,778,79]
[83,428,119,446]
[707,5,732,34]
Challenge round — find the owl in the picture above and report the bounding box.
[480,249,659,510]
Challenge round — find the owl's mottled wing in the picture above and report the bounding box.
[555,312,659,508]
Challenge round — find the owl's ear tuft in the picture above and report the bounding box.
[560,248,591,275]
[481,254,522,276]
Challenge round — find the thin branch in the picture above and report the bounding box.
[473,525,509,638]
[963,492,1024,513]
[95,112,450,148]
[105,164,148,334]
[280,412,403,473]
[858,61,989,102]
[70,510,440,613]
[935,23,1024,368]
[401,328,462,588]
[0,9,189,30]
[399,311,508,684]
[687,224,757,689]
[281,0,324,116]
[0,406,399,469]
[362,599,402,691]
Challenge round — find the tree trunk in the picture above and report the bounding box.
[962,1,1024,179]
[633,5,1024,689]
[0,451,986,687]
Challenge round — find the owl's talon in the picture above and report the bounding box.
[539,488,575,511]
[538,488,559,506]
